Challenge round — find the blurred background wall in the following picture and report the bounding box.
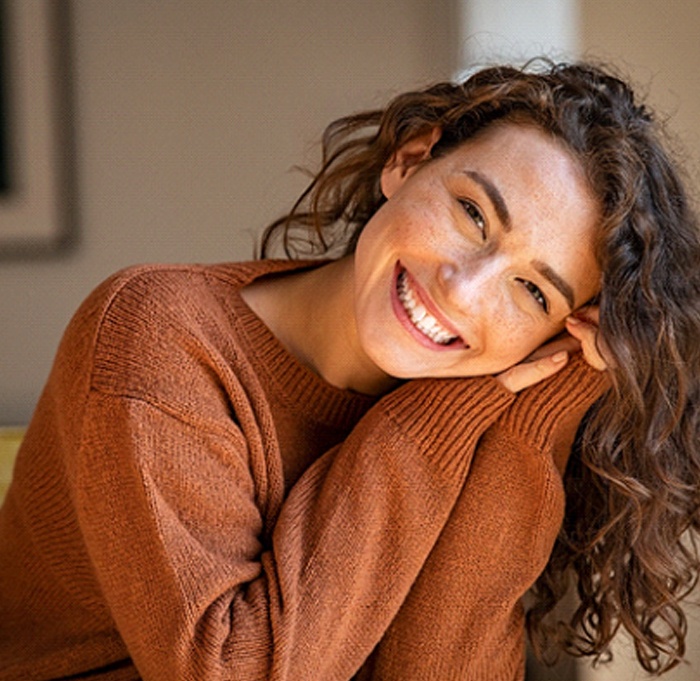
[1,1,699,678]
[0,0,456,425]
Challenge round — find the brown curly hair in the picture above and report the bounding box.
[259,59,700,674]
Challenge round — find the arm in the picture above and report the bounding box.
[355,355,609,680]
[73,377,513,681]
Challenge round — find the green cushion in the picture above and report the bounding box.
[0,428,24,503]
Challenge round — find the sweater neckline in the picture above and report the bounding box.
[224,259,380,428]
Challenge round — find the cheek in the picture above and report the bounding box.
[361,192,446,251]
[487,315,555,367]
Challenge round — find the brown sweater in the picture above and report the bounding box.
[0,260,608,680]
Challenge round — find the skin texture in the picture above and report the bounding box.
[352,124,602,391]
[243,124,606,395]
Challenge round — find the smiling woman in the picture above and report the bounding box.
[2,59,700,680]
[257,59,700,674]
[347,122,600,389]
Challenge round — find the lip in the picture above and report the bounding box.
[391,262,468,351]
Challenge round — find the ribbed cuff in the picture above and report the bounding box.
[377,376,516,476]
[499,354,610,450]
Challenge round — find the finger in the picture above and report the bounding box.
[565,316,607,371]
[526,334,580,362]
[496,351,569,393]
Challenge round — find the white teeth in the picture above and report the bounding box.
[412,304,427,322]
[397,271,458,345]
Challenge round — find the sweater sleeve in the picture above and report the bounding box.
[73,378,513,681]
[48,267,518,681]
[354,355,609,681]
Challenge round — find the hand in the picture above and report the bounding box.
[564,306,610,372]
[496,306,610,393]
[495,334,577,393]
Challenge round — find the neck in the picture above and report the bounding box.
[241,257,398,396]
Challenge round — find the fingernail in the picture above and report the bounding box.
[566,316,581,325]
[552,351,568,363]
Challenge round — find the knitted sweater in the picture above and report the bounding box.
[0,260,608,681]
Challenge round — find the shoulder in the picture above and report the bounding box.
[73,259,306,341]
[66,263,234,361]
[51,263,261,408]
[88,259,316,357]
[89,264,245,394]
[44,258,329,424]
[86,260,321,405]
[92,261,262,314]
[90,259,317,323]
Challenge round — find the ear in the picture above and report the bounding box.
[380,127,441,198]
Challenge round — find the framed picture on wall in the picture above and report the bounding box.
[0,0,76,258]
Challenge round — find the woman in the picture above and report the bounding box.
[1,60,699,680]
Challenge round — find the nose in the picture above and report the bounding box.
[437,255,505,313]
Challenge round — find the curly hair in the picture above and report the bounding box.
[259,59,700,674]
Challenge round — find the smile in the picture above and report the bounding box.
[395,267,463,347]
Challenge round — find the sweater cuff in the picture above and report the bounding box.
[377,377,516,475]
[498,353,610,450]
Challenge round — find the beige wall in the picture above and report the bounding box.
[582,0,700,184]
[0,0,455,424]
[578,4,700,680]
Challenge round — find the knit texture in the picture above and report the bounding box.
[0,260,608,680]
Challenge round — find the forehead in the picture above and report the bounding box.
[442,122,598,217]
[449,122,583,179]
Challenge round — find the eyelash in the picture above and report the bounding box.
[516,278,549,313]
[458,199,487,239]
[458,197,549,314]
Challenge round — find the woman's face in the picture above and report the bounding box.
[352,122,602,384]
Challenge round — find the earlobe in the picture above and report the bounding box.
[380,127,441,198]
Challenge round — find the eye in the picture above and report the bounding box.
[516,278,549,313]
[458,198,486,239]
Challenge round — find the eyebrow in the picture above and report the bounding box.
[463,170,512,231]
[534,260,575,311]
[463,169,577,311]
